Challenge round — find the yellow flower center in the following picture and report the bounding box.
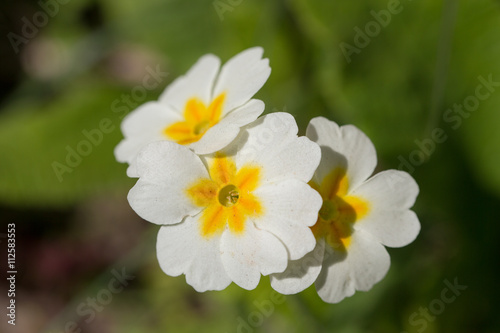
[310,168,370,251]
[164,93,226,145]
[185,153,263,238]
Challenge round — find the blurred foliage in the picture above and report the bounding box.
[0,0,499,332]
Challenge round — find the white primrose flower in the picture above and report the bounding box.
[127,113,322,291]
[115,47,271,177]
[270,117,421,303]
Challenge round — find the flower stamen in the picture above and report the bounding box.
[219,184,240,207]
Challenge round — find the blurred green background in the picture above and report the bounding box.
[0,0,499,332]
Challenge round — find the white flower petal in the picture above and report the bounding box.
[306,117,377,190]
[270,239,325,294]
[314,247,354,304]
[114,102,181,177]
[353,170,419,210]
[352,170,420,247]
[157,217,231,292]
[118,102,182,138]
[218,99,265,128]
[188,99,264,155]
[348,231,390,292]
[220,222,288,290]
[158,54,221,111]
[234,113,321,183]
[188,123,240,156]
[356,210,420,248]
[254,179,321,260]
[127,141,208,225]
[124,162,139,178]
[316,230,390,303]
[213,47,271,115]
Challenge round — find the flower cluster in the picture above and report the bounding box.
[115,47,420,303]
